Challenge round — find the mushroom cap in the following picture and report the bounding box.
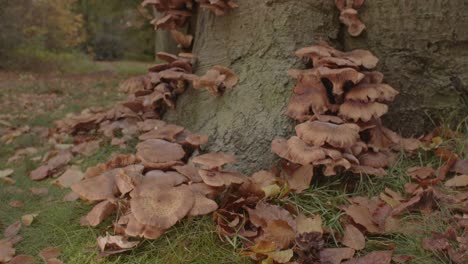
[138,124,185,141]
[350,165,388,177]
[130,183,194,229]
[136,139,185,165]
[339,101,388,122]
[71,169,119,201]
[340,49,379,70]
[295,121,360,148]
[198,169,246,187]
[185,133,209,146]
[156,52,179,63]
[317,67,365,95]
[213,65,239,90]
[170,30,193,49]
[287,137,327,165]
[346,83,399,103]
[271,138,290,161]
[187,193,218,216]
[143,170,188,187]
[173,164,203,183]
[191,153,236,169]
[339,8,366,37]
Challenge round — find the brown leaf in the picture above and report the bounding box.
[63,191,80,202]
[343,204,380,233]
[285,164,314,193]
[407,166,434,180]
[0,169,14,178]
[97,234,139,257]
[451,159,468,175]
[445,175,468,187]
[9,255,36,264]
[0,240,15,263]
[261,220,296,250]
[30,187,49,196]
[83,200,117,227]
[296,214,323,235]
[9,200,24,208]
[53,167,84,188]
[247,202,296,230]
[39,247,61,260]
[342,224,365,250]
[342,250,393,264]
[46,258,63,264]
[320,248,355,264]
[266,249,294,263]
[392,255,416,263]
[21,213,39,226]
[72,139,101,156]
[4,221,21,238]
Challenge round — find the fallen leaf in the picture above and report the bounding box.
[407,166,434,180]
[320,247,355,264]
[83,200,117,227]
[0,169,14,178]
[342,224,365,250]
[261,220,296,249]
[451,159,468,175]
[0,240,15,263]
[435,148,458,161]
[445,175,468,187]
[53,167,84,188]
[72,139,102,157]
[97,234,139,257]
[39,247,61,261]
[266,249,294,263]
[9,200,24,208]
[343,204,380,233]
[342,250,393,264]
[4,221,21,238]
[46,258,63,264]
[296,214,323,234]
[392,255,416,263]
[30,187,49,196]
[21,213,39,226]
[63,191,79,202]
[9,255,35,264]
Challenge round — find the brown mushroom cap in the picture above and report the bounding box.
[170,30,193,49]
[198,169,245,187]
[156,52,179,63]
[339,8,366,37]
[340,49,379,70]
[295,121,360,148]
[173,164,203,183]
[143,170,188,186]
[71,169,119,201]
[136,139,185,167]
[185,133,209,146]
[187,193,218,216]
[287,137,327,165]
[191,153,236,169]
[317,67,365,95]
[338,101,388,122]
[345,83,399,103]
[138,124,185,141]
[212,65,239,90]
[130,183,194,229]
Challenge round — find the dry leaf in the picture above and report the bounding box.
[266,249,294,263]
[0,169,14,178]
[9,255,35,264]
[97,234,139,257]
[296,214,323,234]
[30,187,49,196]
[9,200,24,208]
[445,175,468,187]
[342,250,393,264]
[4,221,21,238]
[53,167,84,188]
[320,247,355,264]
[342,224,365,250]
[0,240,15,263]
[21,213,39,226]
[39,247,61,260]
[343,204,380,233]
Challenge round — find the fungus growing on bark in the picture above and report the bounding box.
[192,65,239,96]
[196,0,239,15]
[335,0,366,37]
[295,121,360,148]
[170,30,193,49]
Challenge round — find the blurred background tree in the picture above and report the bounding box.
[0,0,154,71]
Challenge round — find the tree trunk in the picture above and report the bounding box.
[165,0,468,173]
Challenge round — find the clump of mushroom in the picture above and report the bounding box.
[335,0,366,37]
[273,41,420,188]
[195,0,238,15]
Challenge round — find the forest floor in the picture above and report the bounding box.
[0,63,466,264]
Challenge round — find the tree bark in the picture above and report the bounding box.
[165,0,468,173]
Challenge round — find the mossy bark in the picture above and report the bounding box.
[164,0,468,173]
